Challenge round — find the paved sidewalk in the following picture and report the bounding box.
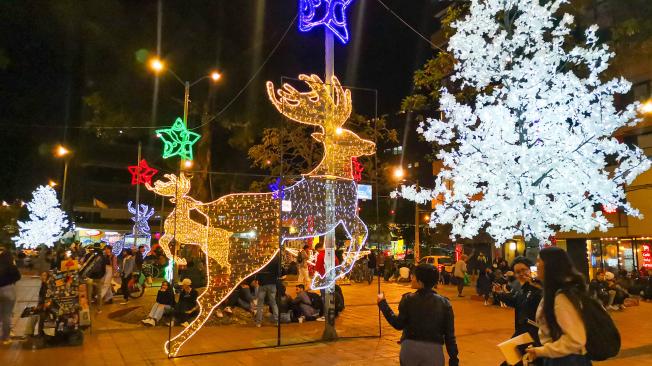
[2,276,651,365]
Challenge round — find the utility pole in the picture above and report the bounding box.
[414,179,420,264]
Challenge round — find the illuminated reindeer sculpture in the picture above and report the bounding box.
[149,74,375,356]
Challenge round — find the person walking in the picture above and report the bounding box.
[476,267,493,306]
[367,250,377,284]
[377,263,459,366]
[454,255,468,297]
[525,247,591,365]
[119,249,135,305]
[0,245,21,345]
[296,245,310,289]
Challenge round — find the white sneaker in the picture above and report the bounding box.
[608,305,619,311]
[120,301,129,305]
[141,318,150,325]
[316,316,325,322]
[224,306,233,315]
[215,309,224,318]
[181,322,190,328]
[146,319,156,326]
[256,323,262,328]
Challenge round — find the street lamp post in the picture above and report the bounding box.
[394,167,424,263]
[55,145,71,209]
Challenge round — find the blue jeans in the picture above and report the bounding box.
[148,303,172,322]
[255,284,278,324]
[543,355,592,366]
[0,284,16,341]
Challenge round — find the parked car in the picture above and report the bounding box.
[419,255,454,273]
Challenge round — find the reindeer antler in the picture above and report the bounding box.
[266,74,352,129]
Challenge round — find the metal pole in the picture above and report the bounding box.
[414,180,420,264]
[62,160,69,210]
[322,28,338,341]
[134,142,142,245]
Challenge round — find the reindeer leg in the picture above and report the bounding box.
[159,232,174,260]
[312,215,368,289]
[166,258,231,357]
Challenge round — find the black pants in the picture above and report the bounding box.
[456,277,464,295]
[175,308,198,323]
[121,276,130,301]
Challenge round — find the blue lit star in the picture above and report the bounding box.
[299,0,355,44]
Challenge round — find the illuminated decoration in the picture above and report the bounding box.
[641,244,651,269]
[128,159,158,185]
[351,157,363,182]
[124,201,155,255]
[268,177,285,199]
[394,0,651,247]
[13,185,69,249]
[298,0,355,44]
[148,74,375,356]
[155,117,201,161]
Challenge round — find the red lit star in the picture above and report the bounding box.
[128,159,158,185]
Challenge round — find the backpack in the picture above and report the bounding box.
[306,291,323,316]
[296,251,304,265]
[333,285,345,314]
[84,253,106,280]
[564,289,621,361]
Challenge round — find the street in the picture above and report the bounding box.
[2,275,651,365]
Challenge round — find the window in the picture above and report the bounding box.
[407,163,412,169]
[414,162,420,168]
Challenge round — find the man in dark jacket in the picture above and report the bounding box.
[495,257,543,365]
[0,246,21,344]
[378,263,459,366]
[254,255,280,327]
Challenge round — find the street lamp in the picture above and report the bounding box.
[392,165,422,263]
[54,145,71,209]
[148,57,221,170]
[48,180,58,187]
[639,99,652,115]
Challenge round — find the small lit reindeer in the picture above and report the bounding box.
[150,75,375,356]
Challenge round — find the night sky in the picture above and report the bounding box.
[0,0,444,201]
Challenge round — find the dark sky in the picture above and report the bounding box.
[0,0,444,201]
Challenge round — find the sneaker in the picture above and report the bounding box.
[224,306,233,315]
[215,309,224,318]
[120,301,129,305]
[256,323,262,328]
[316,316,325,322]
[181,322,190,328]
[141,318,150,325]
[97,309,103,314]
[164,320,174,327]
[483,300,488,306]
[608,305,619,311]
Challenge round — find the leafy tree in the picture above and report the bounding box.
[13,186,70,249]
[396,0,651,249]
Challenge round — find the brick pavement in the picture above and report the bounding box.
[2,276,651,365]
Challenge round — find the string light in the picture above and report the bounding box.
[351,157,364,182]
[13,185,69,249]
[298,0,355,44]
[126,201,155,254]
[150,74,375,356]
[155,117,201,161]
[128,159,158,185]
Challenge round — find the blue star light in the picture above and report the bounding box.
[298,0,355,44]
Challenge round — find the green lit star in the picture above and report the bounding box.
[155,117,201,161]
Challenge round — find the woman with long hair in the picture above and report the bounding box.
[526,247,591,365]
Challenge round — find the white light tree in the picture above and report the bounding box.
[395,0,651,248]
[13,185,69,249]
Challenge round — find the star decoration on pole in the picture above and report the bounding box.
[268,177,285,199]
[128,159,158,185]
[299,0,355,44]
[155,117,201,161]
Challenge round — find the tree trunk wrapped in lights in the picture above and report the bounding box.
[394,0,651,248]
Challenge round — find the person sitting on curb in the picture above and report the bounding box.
[292,284,320,322]
[174,278,198,327]
[141,280,175,326]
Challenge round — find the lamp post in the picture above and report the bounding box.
[148,57,221,170]
[393,167,424,263]
[54,145,71,209]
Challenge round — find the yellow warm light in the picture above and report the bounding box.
[424,215,430,221]
[182,160,193,169]
[149,58,164,72]
[394,167,405,180]
[266,74,375,179]
[55,145,70,157]
[509,241,517,251]
[152,74,374,357]
[210,71,221,81]
[640,99,652,114]
[48,180,57,187]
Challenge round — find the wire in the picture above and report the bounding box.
[0,14,298,132]
[374,0,449,54]
[190,14,298,131]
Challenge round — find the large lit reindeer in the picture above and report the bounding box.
[149,74,375,356]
